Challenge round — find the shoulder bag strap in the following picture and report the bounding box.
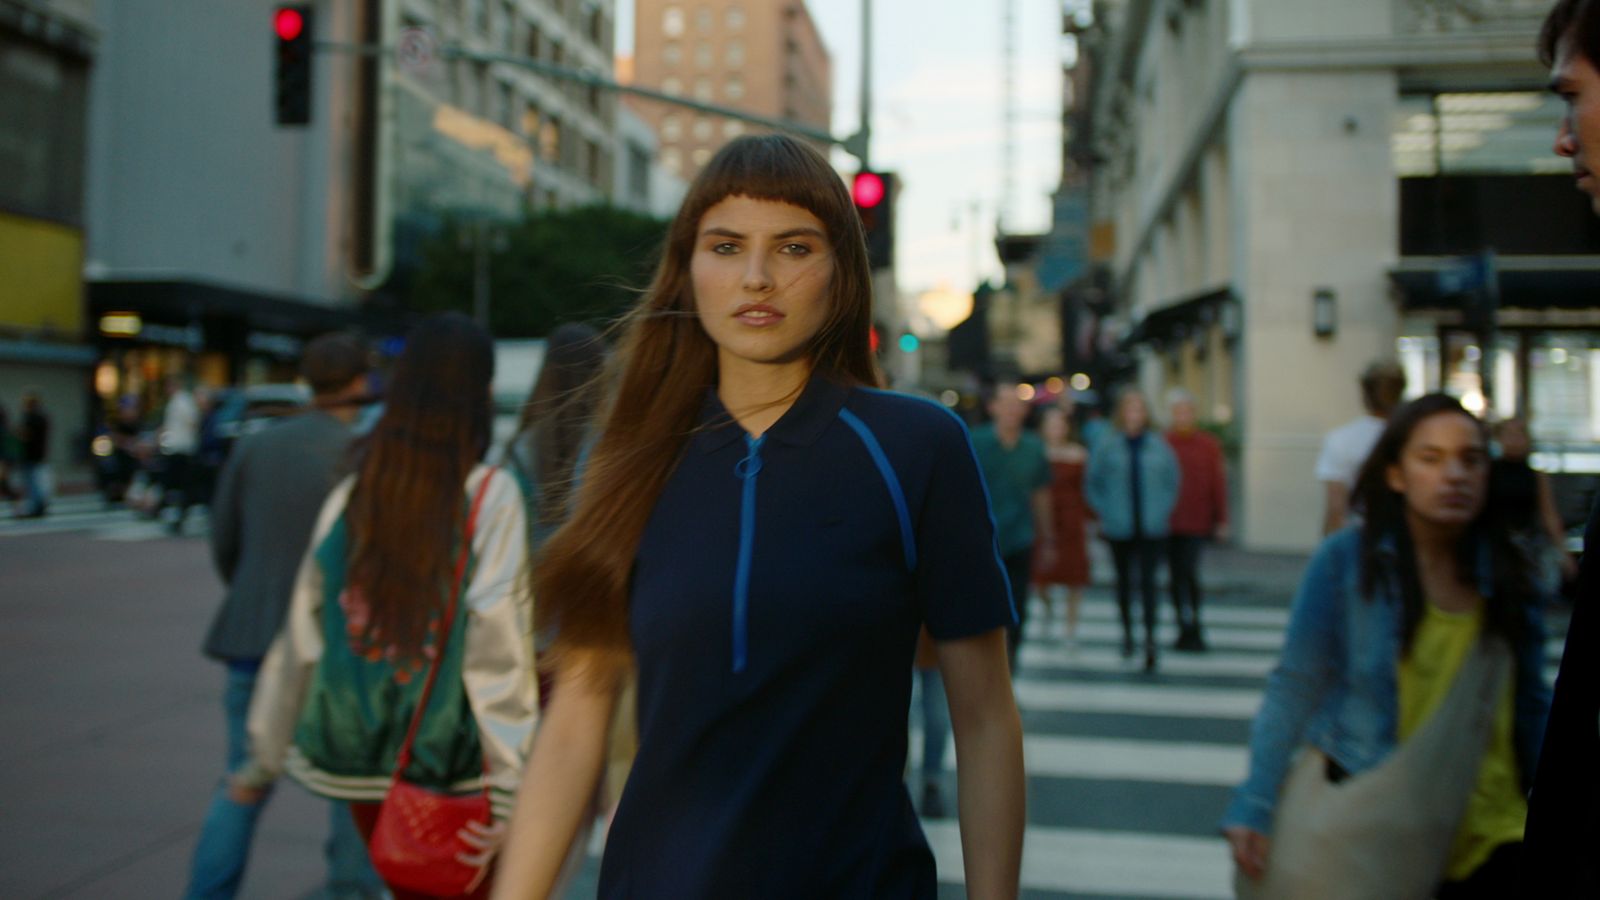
[391,467,497,776]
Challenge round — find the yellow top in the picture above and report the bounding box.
[1397,602,1527,882]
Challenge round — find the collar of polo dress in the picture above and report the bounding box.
[692,375,850,454]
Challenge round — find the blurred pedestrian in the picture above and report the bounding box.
[232,314,537,899]
[1032,405,1092,644]
[504,322,608,555]
[1222,395,1549,899]
[1085,387,1180,673]
[0,400,16,502]
[1523,4,1600,890]
[1165,389,1228,652]
[183,334,381,900]
[159,374,201,534]
[1317,360,1406,535]
[1489,417,1576,592]
[16,390,50,518]
[974,384,1057,672]
[492,135,1024,900]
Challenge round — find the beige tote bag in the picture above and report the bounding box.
[1235,635,1511,900]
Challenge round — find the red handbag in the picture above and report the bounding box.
[368,472,496,897]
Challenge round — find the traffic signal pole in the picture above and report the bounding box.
[311,39,851,156]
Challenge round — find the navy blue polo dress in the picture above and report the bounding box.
[597,376,1016,899]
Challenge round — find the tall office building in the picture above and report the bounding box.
[631,0,832,179]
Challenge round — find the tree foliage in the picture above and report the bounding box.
[406,205,669,338]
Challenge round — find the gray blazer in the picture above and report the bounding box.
[203,409,353,661]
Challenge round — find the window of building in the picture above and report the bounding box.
[527,22,542,59]
[503,1,517,53]
[522,101,541,136]
[693,117,713,140]
[725,76,744,102]
[726,6,745,30]
[692,147,713,167]
[541,115,563,163]
[663,42,682,66]
[1528,332,1600,443]
[628,143,651,200]
[662,76,683,96]
[723,120,744,139]
[586,138,602,186]
[661,114,683,141]
[725,40,744,67]
[694,77,713,102]
[588,83,603,114]
[663,6,685,37]
[587,6,605,45]
[1393,92,1569,177]
[551,40,565,68]
[0,33,87,222]
[696,7,715,33]
[473,61,490,116]
[500,81,517,130]
[695,42,714,70]
[662,146,683,175]
[474,0,491,35]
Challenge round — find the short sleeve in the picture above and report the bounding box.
[1313,431,1345,484]
[915,415,1019,641]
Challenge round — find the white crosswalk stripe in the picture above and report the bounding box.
[0,496,208,541]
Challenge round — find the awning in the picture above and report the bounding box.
[1389,256,1600,310]
[1123,285,1235,348]
[88,278,412,337]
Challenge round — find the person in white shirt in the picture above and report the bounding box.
[1316,360,1406,535]
[160,375,202,534]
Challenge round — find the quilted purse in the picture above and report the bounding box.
[368,472,495,896]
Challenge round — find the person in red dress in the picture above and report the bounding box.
[1033,405,1092,643]
[1164,389,1228,651]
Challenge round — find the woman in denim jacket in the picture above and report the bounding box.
[1221,394,1550,898]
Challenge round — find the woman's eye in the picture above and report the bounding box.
[780,242,811,255]
[712,242,739,255]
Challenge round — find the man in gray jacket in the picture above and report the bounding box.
[184,333,381,899]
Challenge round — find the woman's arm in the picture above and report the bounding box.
[938,628,1025,900]
[490,650,621,900]
[462,470,538,821]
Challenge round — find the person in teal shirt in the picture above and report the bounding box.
[971,385,1056,672]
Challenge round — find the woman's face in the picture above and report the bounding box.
[1041,408,1069,445]
[690,195,834,373]
[1385,412,1489,529]
[1497,419,1531,460]
[1118,394,1149,435]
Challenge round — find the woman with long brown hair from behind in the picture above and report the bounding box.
[233,312,537,898]
[493,134,1025,899]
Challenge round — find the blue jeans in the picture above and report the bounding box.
[19,462,48,515]
[184,664,382,899]
[916,668,950,786]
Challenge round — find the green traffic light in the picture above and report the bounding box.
[898,333,920,353]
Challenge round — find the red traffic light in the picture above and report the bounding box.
[275,7,305,42]
[853,171,885,208]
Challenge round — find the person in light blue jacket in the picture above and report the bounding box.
[1221,394,1548,897]
[1084,387,1180,672]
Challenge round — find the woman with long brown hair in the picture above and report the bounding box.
[233,313,538,898]
[493,135,1025,899]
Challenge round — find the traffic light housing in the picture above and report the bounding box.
[274,6,314,126]
[852,170,896,271]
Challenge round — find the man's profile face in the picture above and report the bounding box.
[1551,37,1600,216]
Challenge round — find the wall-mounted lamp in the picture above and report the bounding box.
[1219,300,1242,342]
[1313,288,1337,339]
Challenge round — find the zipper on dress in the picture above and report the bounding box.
[731,434,765,674]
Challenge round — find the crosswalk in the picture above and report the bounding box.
[0,494,207,541]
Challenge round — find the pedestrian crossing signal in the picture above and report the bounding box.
[274,6,314,126]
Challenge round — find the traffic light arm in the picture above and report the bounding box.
[313,40,849,156]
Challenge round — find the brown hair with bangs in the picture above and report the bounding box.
[535,134,882,674]
[1540,0,1600,67]
[345,312,494,665]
